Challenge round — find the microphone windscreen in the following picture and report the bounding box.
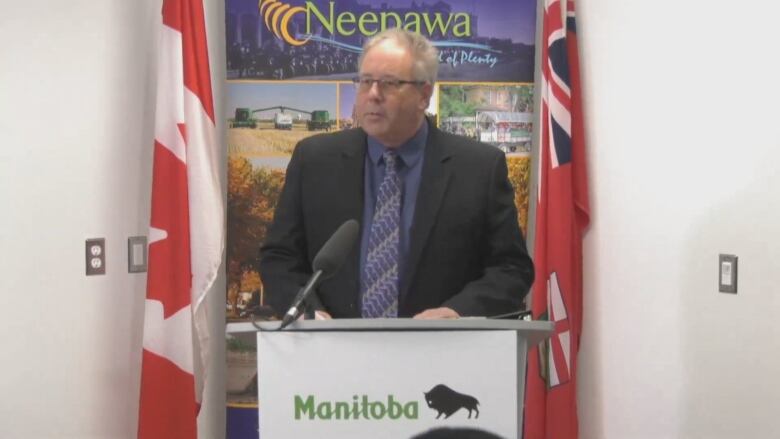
[312,219,360,277]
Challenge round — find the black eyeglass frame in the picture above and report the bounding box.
[351,76,427,91]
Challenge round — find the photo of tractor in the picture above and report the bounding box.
[307,110,331,131]
[231,108,257,129]
[229,106,331,131]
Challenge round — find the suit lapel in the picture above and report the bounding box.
[330,130,366,309]
[401,127,452,300]
[332,130,366,222]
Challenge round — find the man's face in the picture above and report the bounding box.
[355,40,433,148]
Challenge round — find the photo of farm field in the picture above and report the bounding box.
[226,82,338,162]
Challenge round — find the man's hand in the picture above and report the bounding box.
[413,307,460,319]
[314,310,332,320]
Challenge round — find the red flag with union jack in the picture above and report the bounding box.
[138,0,224,437]
[524,0,590,438]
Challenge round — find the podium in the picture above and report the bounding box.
[227,318,553,439]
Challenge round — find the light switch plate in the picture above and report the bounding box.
[718,254,738,294]
[128,236,148,273]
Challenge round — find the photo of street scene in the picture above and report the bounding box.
[438,83,533,154]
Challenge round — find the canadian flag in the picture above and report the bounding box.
[138,0,224,438]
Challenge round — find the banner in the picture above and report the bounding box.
[223,0,539,435]
[258,331,519,438]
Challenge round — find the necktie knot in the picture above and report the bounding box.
[383,150,400,175]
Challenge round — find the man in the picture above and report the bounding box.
[259,28,533,319]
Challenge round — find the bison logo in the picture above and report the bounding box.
[424,384,480,419]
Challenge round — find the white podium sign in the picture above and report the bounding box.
[258,329,520,438]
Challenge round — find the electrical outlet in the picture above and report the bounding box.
[86,238,106,275]
[718,254,738,294]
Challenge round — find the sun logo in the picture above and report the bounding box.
[259,0,309,46]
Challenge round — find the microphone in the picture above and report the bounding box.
[279,219,359,329]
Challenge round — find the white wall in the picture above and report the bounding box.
[0,0,226,438]
[576,1,780,438]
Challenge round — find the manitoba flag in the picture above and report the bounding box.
[138,0,224,438]
[524,0,590,438]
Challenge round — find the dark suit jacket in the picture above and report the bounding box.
[259,122,534,318]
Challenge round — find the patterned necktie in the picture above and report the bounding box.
[361,150,401,318]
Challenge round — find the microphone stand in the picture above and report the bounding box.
[279,270,323,330]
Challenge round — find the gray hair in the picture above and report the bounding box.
[358,28,439,85]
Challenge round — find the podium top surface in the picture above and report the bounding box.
[227,318,554,347]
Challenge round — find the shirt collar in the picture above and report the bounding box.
[366,120,428,168]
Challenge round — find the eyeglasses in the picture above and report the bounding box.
[352,76,426,93]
